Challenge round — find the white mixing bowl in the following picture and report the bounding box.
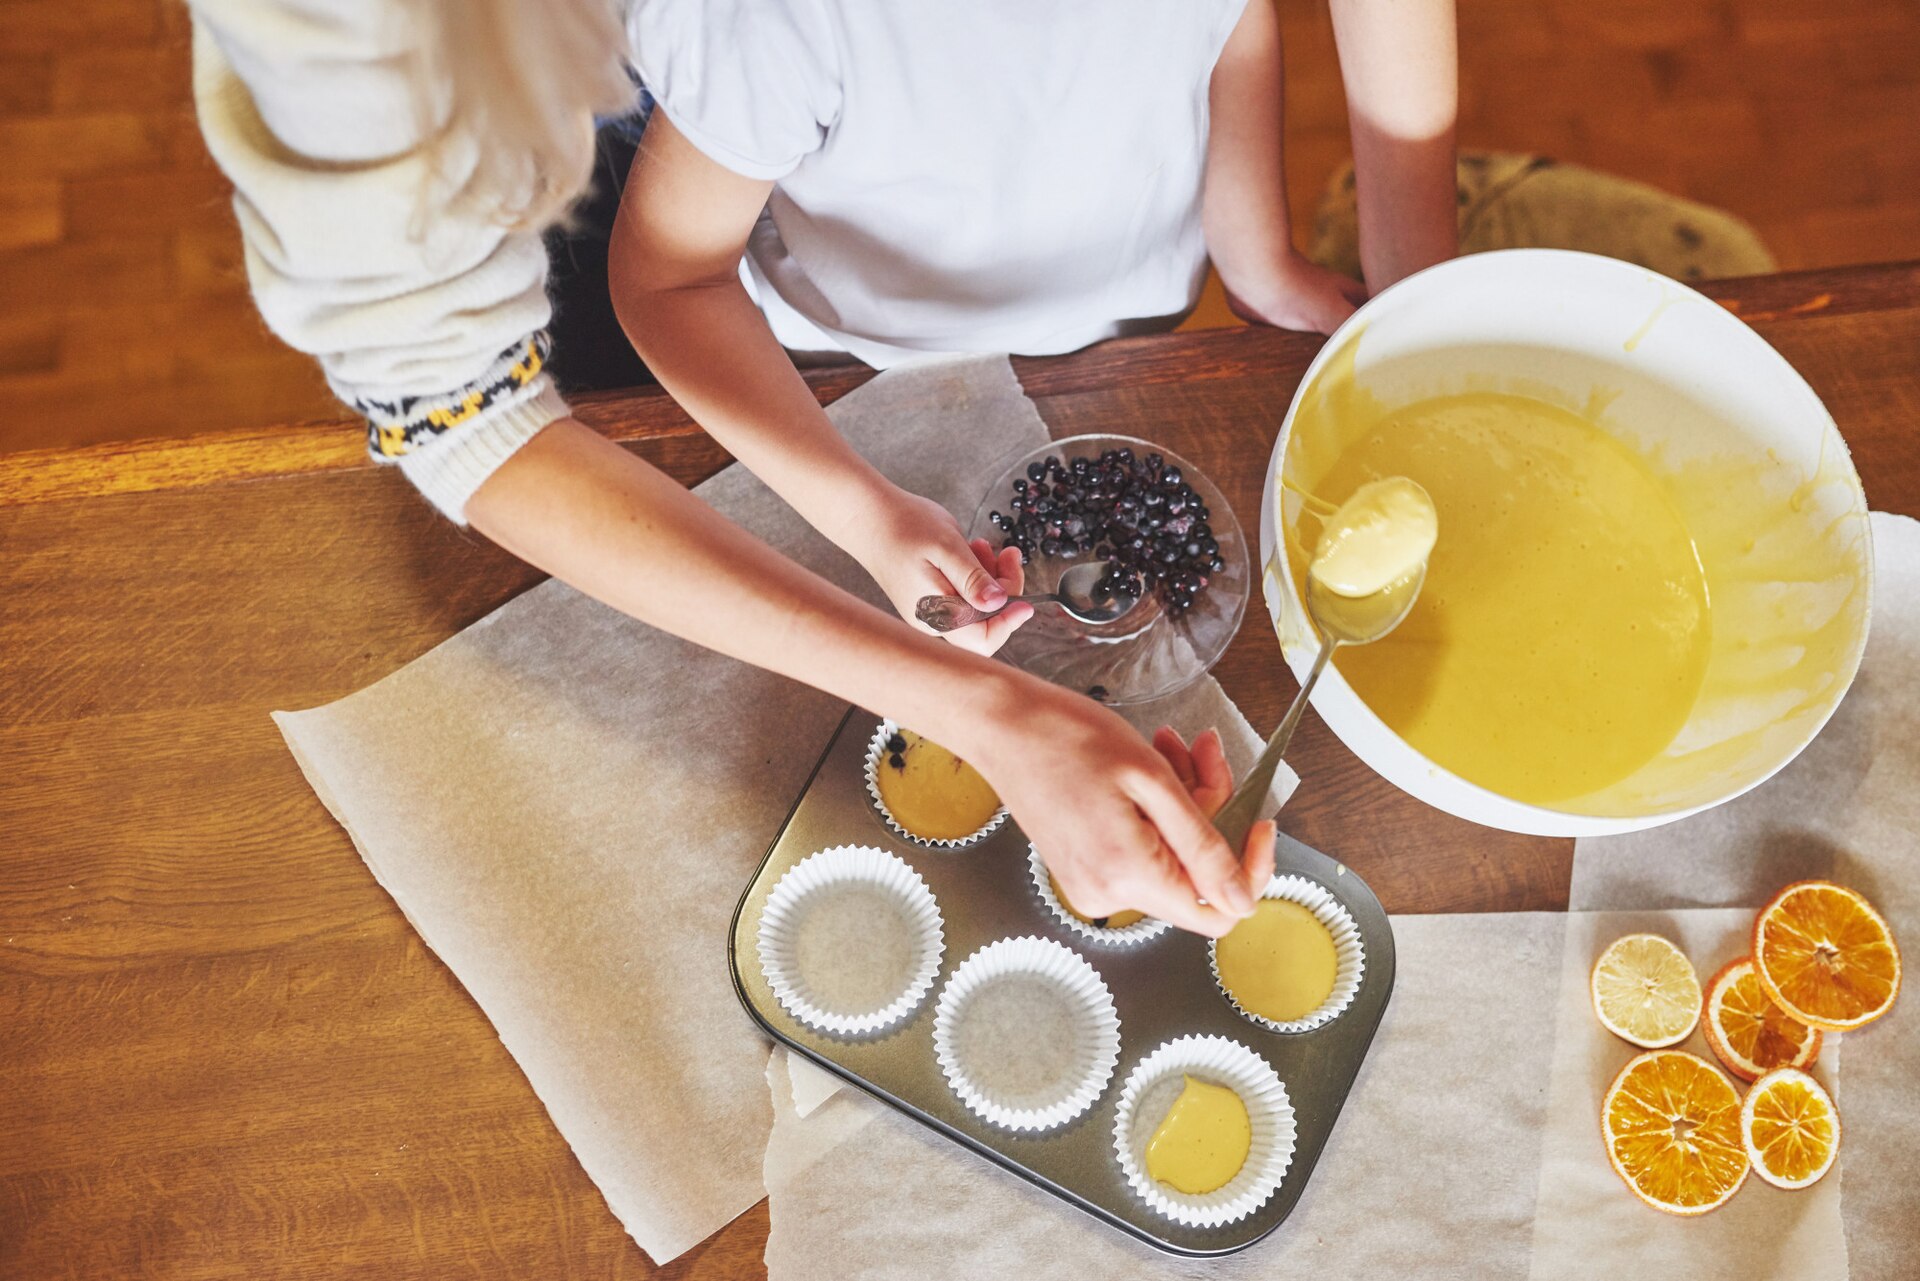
[1259,250,1873,836]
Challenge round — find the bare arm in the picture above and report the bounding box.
[608,111,1023,655]
[1329,0,1459,291]
[466,419,1262,935]
[1204,0,1368,334]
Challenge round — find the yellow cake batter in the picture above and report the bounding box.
[1310,475,1438,597]
[873,729,1001,842]
[1215,899,1339,1024]
[1297,391,1712,805]
[1047,874,1145,930]
[1145,1075,1251,1195]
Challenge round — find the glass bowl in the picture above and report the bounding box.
[966,434,1249,705]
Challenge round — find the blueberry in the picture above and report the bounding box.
[1026,462,1046,483]
[888,752,906,770]
[886,732,907,753]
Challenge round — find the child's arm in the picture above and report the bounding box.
[1204,0,1368,335]
[608,113,1018,655]
[1330,0,1459,291]
[466,417,1263,935]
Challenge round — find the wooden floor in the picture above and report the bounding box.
[3,0,1918,454]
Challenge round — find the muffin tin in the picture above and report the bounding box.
[729,706,1397,1257]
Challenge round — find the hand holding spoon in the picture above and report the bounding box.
[915,560,1138,632]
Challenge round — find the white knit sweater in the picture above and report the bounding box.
[189,0,592,522]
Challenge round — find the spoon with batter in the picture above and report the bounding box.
[1212,478,1436,852]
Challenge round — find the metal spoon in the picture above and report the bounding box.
[914,560,1138,632]
[1211,561,1427,852]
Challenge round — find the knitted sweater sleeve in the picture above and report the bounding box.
[187,0,578,522]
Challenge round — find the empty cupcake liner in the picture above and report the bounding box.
[1112,1034,1297,1228]
[757,844,945,1038]
[1208,873,1366,1034]
[932,935,1122,1131]
[1026,844,1172,948]
[864,720,1009,849]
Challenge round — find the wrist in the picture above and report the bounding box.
[888,649,1036,760]
[809,464,904,561]
[1218,246,1308,315]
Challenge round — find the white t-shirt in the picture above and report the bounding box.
[629,0,1248,368]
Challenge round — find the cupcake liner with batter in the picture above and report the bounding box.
[1209,873,1366,1033]
[1112,1034,1296,1228]
[864,720,1009,849]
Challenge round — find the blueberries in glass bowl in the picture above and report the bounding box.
[987,447,1227,615]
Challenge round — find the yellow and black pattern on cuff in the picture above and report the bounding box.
[359,332,551,460]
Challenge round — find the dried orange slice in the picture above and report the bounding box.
[1591,934,1702,1048]
[1601,1050,1749,1215]
[1742,1067,1840,1190]
[1702,957,1821,1082]
[1753,880,1901,1032]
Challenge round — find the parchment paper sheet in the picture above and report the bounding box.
[274,357,1054,1262]
[274,355,1299,1264]
[1569,512,1920,1279]
[764,913,1569,1281]
[1527,909,1846,1281]
[756,517,1918,1278]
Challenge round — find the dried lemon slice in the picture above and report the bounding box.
[1702,957,1821,1082]
[1602,1050,1749,1215]
[1742,1067,1840,1190]
[1591,933,1701,1049]
[1753,880,1901,1032]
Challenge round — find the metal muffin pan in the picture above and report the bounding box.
[729,706,1397,1256]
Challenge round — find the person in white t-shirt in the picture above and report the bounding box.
[606,0,1456,676]
[584,0,1454,924]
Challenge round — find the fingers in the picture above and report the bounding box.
[1106,843,1242,938]
[1152,726,1196,790]
[1129,768,1257,918]
[1242,818,1277,892]
[1314,290,1359,335]
[938,541,1006,610]
[975,600,1034,653]
[992,542,1026,596]
[1188,728,1232,819]
[1048,829,1241,939]
[1150,726,1232,819]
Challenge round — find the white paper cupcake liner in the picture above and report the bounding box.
[1112,1034,1297,1228]
[932,936,1122,1131]
[1208,873,1366,1034]
[757,844,945,1038]
[1026,844,1172,947]
[865,720,1009,849]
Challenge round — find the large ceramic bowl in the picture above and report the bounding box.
[1260,250,1873,836]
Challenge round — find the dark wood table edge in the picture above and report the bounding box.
[2,261,1912,510]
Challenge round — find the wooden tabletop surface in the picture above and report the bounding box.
[3,262,1915,1279]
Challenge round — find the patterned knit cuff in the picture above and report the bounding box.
[395,381,569,523]
[357,332,553,460]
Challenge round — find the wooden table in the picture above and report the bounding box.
[3,263,1915,1279]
